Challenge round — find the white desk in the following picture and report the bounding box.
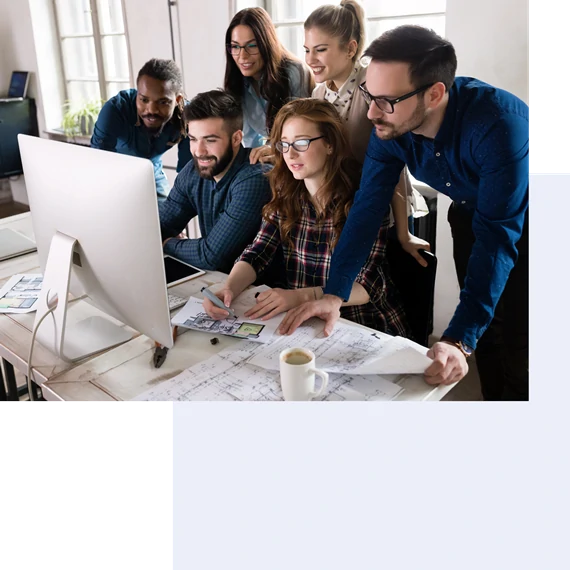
[0,213,454,402]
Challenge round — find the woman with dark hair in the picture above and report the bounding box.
[203,98,410,337]
[304,0,431,265]
[224,7,313,161]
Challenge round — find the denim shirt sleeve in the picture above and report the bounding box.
[90,98,124,150]
[241,81,268,148]
[444,113,529,348]
[323,131,405,300]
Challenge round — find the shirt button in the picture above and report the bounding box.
[461,200,466,204]
[446,182,451,187]
[435,152,441,157]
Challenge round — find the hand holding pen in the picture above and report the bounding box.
[201,287,237,320]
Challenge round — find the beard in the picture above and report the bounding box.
[371,98,428,141]
[140,114,168,135]
[193,142,234,180]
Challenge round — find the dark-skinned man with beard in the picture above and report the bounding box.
[91,58,186,202]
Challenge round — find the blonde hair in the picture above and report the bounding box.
[304,0,366,62]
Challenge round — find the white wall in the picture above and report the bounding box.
[446,0,529,103]
[123,0,231,169]
[528,0,536,105]
[123,0,174,79]
[0,0,45,204]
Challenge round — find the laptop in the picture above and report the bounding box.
[0,228,37,261]
[0,71,30,103]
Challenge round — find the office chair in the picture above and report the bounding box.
[386,237,437,347]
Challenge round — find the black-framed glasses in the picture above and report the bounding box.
[227,42,260,56]
[274,136,326,154]
[359,82,435,114]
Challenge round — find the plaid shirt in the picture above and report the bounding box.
[238,197,410,336]
[160,146,271,272]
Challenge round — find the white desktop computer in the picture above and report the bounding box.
[18,134,174,361]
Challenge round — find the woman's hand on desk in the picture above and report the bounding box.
[203,288,234,320]
[278,295,343,336]
[244,288,307,321]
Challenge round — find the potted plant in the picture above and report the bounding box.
[61,99,104,137]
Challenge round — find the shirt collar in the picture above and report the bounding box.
[324,62,362,105]
[434,78,459,143]
[409,78,458,145]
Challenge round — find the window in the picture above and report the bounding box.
[53,0,132,106]
[235,1,446,61]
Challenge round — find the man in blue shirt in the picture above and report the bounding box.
[280,26,529,401]
[160,90,272,274]
[91,58,186,202]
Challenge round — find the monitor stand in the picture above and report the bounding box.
[33,231,133,362]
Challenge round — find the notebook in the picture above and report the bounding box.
[0,228,37,261]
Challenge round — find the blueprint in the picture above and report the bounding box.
[133,340,404,402]
[248,318,432,375]
[135,304,435,401]
[171,286,283,343]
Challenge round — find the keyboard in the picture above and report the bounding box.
[168,293,187,311]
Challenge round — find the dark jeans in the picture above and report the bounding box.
[447,203,529,401]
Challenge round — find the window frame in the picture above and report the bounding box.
[52,0,133,103]
[238,1,447,57]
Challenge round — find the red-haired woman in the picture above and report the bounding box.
[203,98,410,336]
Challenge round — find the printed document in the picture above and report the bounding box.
[0,274,43,313]
[171,286,283,343]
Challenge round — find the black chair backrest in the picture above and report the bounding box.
[386,237,437,347]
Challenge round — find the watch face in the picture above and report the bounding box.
[461,342,473,356]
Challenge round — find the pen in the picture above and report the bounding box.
[201,287,237,318]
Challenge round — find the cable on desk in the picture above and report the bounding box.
[26,306,56,401]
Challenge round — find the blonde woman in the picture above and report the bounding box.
[304,0,430,265]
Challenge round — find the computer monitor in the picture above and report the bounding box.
[8,71,30,98]
[17,134,173,361]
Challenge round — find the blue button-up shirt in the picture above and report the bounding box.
[91,89,182,201]
[159,146,271,273]
[324,77,529,349]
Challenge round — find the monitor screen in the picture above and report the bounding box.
[8,71,29,98]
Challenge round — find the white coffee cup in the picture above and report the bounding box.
[279,348,329,401]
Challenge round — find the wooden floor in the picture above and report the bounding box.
[0,200,29,219]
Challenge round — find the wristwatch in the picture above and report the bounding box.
[440,336,474,358]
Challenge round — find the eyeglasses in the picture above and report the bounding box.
[358,82,435,114]
[274,136,325,153]
[227,42,260,56]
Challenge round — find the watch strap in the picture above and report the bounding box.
[440,336,474,358]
